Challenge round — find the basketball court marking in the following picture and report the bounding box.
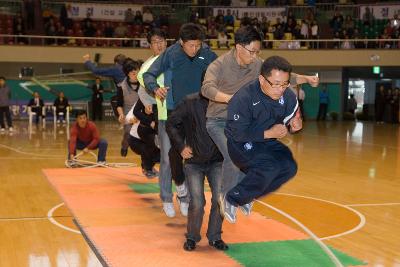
[47,203,81,234]
[274,192,366,240]
[347,202,400,207]
[255,199,344,267]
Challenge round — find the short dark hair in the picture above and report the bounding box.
[114,54,126,65]
[260,56,292,78]
[76,110,87,118]
[0,76,5,81]
[234,26,262,46]
[147,28,166,43]
[179,23,205,42]
[123,58,142,76]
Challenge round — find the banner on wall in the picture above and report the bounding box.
[68,2,143,21]
[360,5,400,20]
[213,7,286,21]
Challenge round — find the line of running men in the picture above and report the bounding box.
[74,23,319,252]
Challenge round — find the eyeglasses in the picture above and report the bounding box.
[241,45,260,56]
[264,77,290,89]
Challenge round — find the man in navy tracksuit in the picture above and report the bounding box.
[222,56,303,223]
[143,23,217,218]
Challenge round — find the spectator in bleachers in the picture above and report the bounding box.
[53,91,69,123]
[56,26,67,45]
[286,10,296,23]
[114,23,128,38]
[83,20,96,37]
[42,5,55,25]
[24,0,35,30]
[45,18,57,45]
[143,8,154,28]
[125,8,135,25]
[104,22,114,38]
[362,7,374,26]
[333,31,341,49]
[217,31,229,48]
[224,9,234,27]
[274,23,284,40]
[285,17,296,34]
[344,15,355,37]
[81,13,93,31]
[206,11,216,30]
[310,20,319,48]
[379,28,392,49]
[260,16,269,36]
[391,14,399,31]
[304,8,315,25]
[207,25,218,39]
[300,20,309,39]
[60,3,73,30]
[215,10,225,32]
[330,11,344,34]
[133,10,143,25]
[28,92,45,125]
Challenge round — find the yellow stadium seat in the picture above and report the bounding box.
[284,33,292,40]
[209,39,218,49]
[234,19,241,27]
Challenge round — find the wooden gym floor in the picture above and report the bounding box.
[0,120,399,266]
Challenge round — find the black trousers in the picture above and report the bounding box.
[31,106,44,124]
[226,140,297,206]
[317,103,328,120]
[92,100,103,121]
[0,106,12,128]
[128,126,160,171]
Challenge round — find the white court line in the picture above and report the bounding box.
[47,203,81,234]
[274,192,366,240]
[256,199,344,267]
[0,143,62,158]
[347,203,400,207]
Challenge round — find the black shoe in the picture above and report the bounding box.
[183,239,196,251]
[120,148,128,157]
[209,239,229,251]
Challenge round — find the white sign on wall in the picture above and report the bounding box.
[360,5,400,20]
[69,3,143,21]
[213,7,286,21]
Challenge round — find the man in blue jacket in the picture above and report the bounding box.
[144,23,217,218]
[222,56,303,223]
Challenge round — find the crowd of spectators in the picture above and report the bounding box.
[1,2,400,49]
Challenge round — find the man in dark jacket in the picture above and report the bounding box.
[91,77,104,121]
[28,92,45,125]
[144,23,217,218]
[0,77,13,132]
[222,56,302,223]
[166,93,228,252]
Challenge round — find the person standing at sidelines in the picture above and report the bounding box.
[144,23,217,218]
[221,56,302,223]
[0,77,13,132]
[201,26,319,214]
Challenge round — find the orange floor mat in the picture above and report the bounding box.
[44,167,309,267]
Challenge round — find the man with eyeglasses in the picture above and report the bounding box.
[201,26,318,218]
[221,56,302,223]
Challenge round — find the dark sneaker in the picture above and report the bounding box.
[219,194,237,223]
[209,240,229,251]
[239,201,254,216]
[120,148,128,157]
[143,169,157,179]
[183,239,196,251]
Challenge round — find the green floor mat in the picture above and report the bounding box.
[225,239,366,267]
[128,183,210,194]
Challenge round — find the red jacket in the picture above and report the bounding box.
[69,121,100,152]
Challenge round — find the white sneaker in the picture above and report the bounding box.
[8,127,13,132]
[97,161,106,166]
[176,183,187,198]
[176,196,189,217]
[163,202,176,218]
[0,128,5,132]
